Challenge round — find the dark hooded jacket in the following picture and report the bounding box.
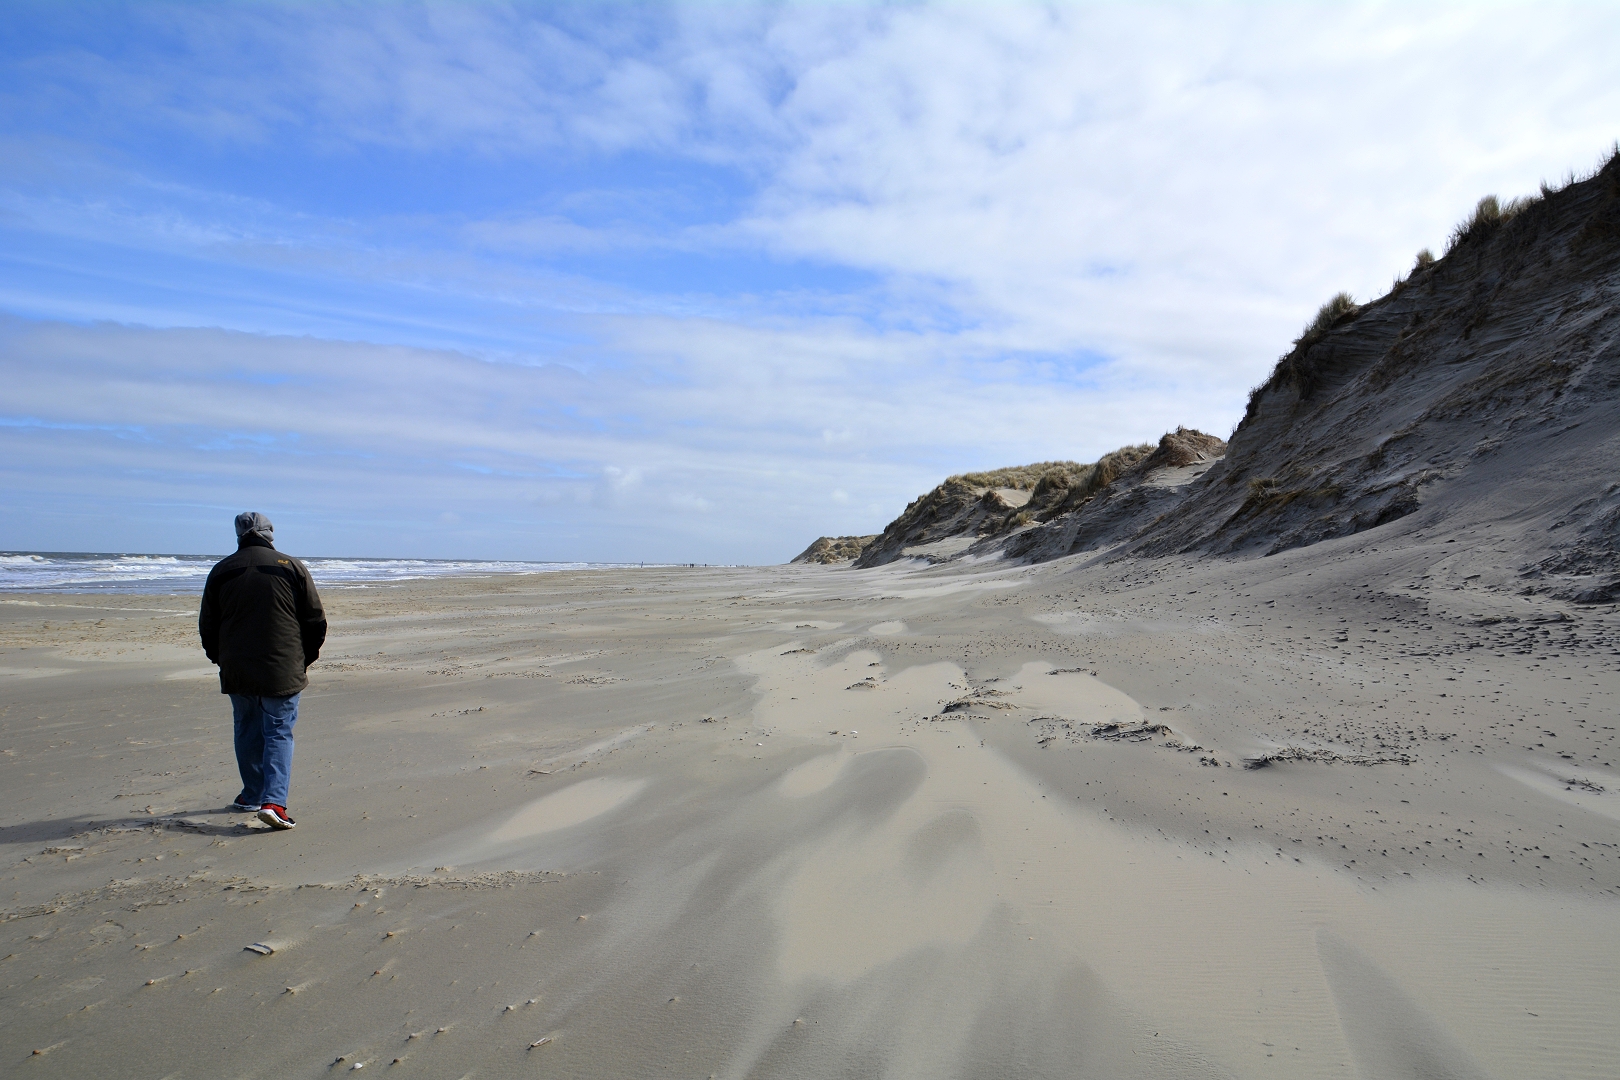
[198,534,327,697]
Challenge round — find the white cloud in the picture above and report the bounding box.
[731,3,1620,357]
[603,466,644,491]
[18,4,1616,369]
[0,312,1207,560]
[669,492,712,513]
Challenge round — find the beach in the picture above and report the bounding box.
[3,549,1618,1078]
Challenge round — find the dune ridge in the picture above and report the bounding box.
[826,147,1620,597]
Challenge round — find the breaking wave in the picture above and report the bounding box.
[0,551,633,593]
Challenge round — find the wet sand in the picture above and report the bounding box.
[2,546,1618,1077]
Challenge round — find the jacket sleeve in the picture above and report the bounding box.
[297,564,328,668]
[199,573,220,664]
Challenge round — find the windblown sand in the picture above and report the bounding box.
[3,549,1618,1077]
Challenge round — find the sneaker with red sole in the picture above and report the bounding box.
[258,804,296,830]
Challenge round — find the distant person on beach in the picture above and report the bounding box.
[198,512,326,831]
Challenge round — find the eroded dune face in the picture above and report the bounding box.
[1119,154,1620,576]
[836,153,1620,596]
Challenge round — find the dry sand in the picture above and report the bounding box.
[2,549,1618,1078]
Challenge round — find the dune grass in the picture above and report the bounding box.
[1294,292,1361,353]
[1244,143,1620,420]
[1446,193,1538,252]
[951,461,1086,491]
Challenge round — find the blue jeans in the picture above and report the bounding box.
[230,693,299,808]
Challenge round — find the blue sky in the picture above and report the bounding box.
[1,2,1617,562]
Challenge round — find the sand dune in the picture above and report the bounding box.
[818,151,1620,589]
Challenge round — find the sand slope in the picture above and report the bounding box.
[842,155,1620,599]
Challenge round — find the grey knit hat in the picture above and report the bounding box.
[234,511,274,543]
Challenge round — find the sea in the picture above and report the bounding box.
[0,551,633,594]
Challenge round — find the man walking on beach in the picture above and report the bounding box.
[199,512,326,831]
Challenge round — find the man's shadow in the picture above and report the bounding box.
[0,807,274,846]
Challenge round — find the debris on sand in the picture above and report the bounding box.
[942,688,1016,713]
[1088,721,1175,741]
[1242,746,1413,769]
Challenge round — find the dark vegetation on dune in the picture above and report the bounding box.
[801,145,1620,601]
[791,534,881,565]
